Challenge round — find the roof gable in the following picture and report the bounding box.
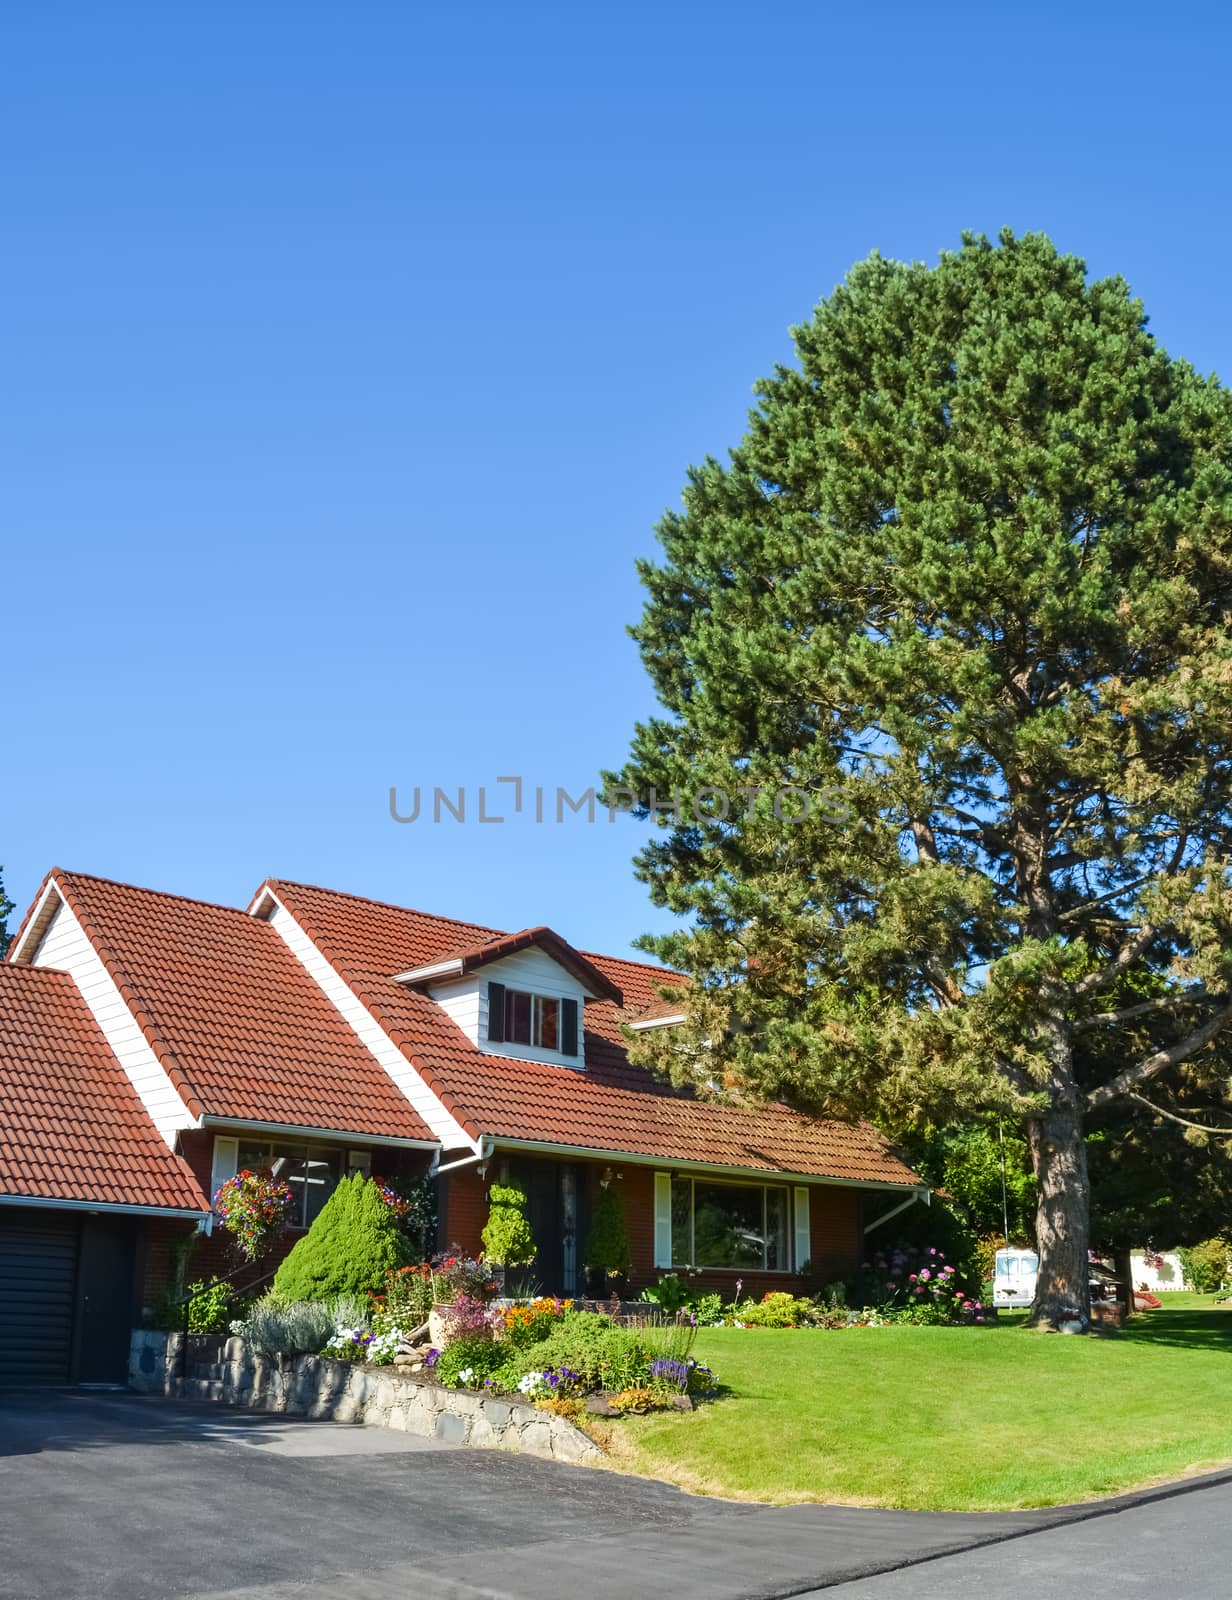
[18,871,437,1145]
[395,925,622,1002]
[0,964,207,1212]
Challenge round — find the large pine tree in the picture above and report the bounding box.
[609,231,1232,1330]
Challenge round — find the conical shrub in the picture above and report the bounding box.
[274,1172,411,1301]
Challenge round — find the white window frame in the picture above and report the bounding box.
[668,1174,796,1273]
[503,988,560,1050]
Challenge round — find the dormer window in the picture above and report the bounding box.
[488,981,578,1057]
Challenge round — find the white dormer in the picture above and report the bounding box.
[395,925,622,1070]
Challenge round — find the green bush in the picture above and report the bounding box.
[185,1279,234,1334]
[481,1183,536,1268]
[727,1292,814,1328]
[519,1311,651,1391]
[240,1292,336,1361]
[584,1183,631,1278]
[435,1338,506,1388]
[1179,1239,1229,1294]
[274,1173,410,1301]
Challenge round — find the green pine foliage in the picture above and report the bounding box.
[0,866,14,960]
[274,1173,410,1301]
[480,1182,537,1267]
[584,1182,631,1277]
[607,230,1232,1325]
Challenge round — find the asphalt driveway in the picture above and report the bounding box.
[1,1391,1230,1600]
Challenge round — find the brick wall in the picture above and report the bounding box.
[438,1155,874,1299]
[439,1164,487,1257]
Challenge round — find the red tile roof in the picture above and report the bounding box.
[266,880,920,1188]
[0,965,207,1211]
[42,871,437,1144]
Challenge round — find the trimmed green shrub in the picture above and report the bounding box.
[584,1183,631,1277]
[435,1338,506,1388]
[274,1173,410,1301]
[481,1182,536,1267]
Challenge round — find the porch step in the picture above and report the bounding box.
[187,1361,227,1380]
[179,1377,226,1402]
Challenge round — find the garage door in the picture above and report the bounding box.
[0,1213,79,1385]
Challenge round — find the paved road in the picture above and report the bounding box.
[0,1391,1228,1600]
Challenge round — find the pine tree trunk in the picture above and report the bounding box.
[1026,1100,1091,1330]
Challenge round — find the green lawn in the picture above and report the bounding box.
[610,1296,1232,1511]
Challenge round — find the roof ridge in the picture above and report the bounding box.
[54,867,254,920]
[269,877,508,937]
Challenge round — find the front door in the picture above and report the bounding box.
[76,1217,137,1385]
[514,1161,564,1295]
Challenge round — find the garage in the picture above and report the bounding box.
[0,1213,78,1384]
[0,1209,140,1387]
[0,963,209,1389]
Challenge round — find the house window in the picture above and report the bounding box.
[487,981,578,1055]
[670,1176,789,1270]
[503,989,558,1049]
[236,1140,342,1229]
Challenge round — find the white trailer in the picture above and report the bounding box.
[993,1247,1039,1308]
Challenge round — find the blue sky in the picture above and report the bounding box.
[3,2,1230,957]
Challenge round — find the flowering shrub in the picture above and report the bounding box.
[649,1356,691,1390]
[213,1169,295,1261]
[608,1386,671,1414]
[430,1248,498,1305]
[499,1297,573,1348]
[723,1291,816,1328]
[442,1292,495,1339]
[377,1263,435,1326]
[858,1244,988,1324]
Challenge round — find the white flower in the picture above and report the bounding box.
[457,1367,476,1386]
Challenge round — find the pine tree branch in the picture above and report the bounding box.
[1072,923,1159,998]
[1125,1090,1232,1137]
[1086,995,1232,1111]
[1073,990,1212,1032]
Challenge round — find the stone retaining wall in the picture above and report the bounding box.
[128,1329,602,1466]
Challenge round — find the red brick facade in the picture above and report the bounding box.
[438,1152,867,1298]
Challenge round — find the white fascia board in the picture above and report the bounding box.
[8,878,61,964]
[258,890,476,1152]
[202,1116,438,1151]
[627,1013,687,1032]
[393,958,464,985]
[488,1135,926,1192]
[20,887,199,1147]
[0,1194,207,1220]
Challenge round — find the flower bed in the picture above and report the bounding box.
[227,1249,720,1420]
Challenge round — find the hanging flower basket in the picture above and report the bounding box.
[213,1168,295,1261]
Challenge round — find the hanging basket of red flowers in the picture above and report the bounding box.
[213,1168,295,1261]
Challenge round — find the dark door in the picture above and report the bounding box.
[515,1162,564,1294]
[0,1212,79,1385]
[76,1217,137,1385]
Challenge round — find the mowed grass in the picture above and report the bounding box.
[610,1297,1232,1511]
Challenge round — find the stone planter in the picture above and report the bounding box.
[429,1303,495,1348]
[428,1305,451,1349]
[129,1329,603,1466]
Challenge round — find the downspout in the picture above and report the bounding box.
[431,1136,494,1177]
[429,1137,493,1258]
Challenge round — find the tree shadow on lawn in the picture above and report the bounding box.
[1118,1306,1232,1352]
